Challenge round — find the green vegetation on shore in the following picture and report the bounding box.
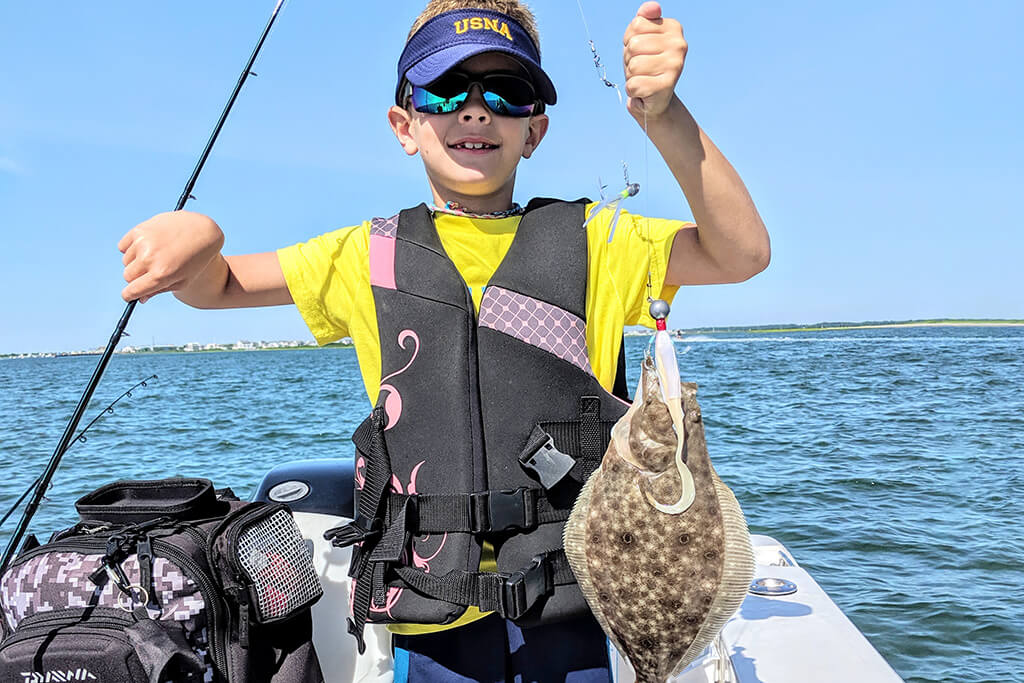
[5,320,1021,358]
[697,319,1024,334]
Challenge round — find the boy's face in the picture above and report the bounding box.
[388,53,549,208]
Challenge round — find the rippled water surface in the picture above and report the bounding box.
[2,327,1022,682]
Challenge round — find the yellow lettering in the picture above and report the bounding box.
[470,17,483,30]
[498,22,512,41]
[483,18,499,32]
[454,19,469,34]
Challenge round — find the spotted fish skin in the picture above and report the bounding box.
[565,358,754,683]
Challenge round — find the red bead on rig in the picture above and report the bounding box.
[649,299,670,331]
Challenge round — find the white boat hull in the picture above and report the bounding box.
[258,461,903,683]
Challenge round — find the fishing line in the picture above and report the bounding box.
[0,478,41,532]
[0,375,156,531]
[0,0,288,574]
[642,106,654,304]
[574,0,622,102]
[573,2,659,308]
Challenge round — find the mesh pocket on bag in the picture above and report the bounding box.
[235,509,322,622]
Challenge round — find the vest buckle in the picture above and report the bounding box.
[473,488,535,533]
[323,514,383,549]
[519,429,576,490]
[501,555,551,620]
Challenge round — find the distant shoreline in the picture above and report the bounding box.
[740,321,1024,333]
[5,320,1021,357]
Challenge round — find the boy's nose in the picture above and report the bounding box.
[460,84,491,123]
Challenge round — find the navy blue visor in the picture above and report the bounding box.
[396,9,556,107]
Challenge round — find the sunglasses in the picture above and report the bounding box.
[406,72,541,118]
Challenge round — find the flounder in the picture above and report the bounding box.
[564,333,754,683]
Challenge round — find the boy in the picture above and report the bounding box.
[119,1,769,680]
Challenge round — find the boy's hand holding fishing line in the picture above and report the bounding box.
[623,2,686,119]
[621,2,770,286]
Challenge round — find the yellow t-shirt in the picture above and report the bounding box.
[277,202,688,634]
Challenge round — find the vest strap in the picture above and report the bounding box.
[327,408,393,654]
[386,487,572,534]
[392,550,575,620]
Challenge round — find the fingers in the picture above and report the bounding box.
[636,1,662,22]
[122,271,163,303]
[139,279,188,304]
[625,74,675,102]
[625,6,674,44]
[117,227,137,253]
[122,241,138,266]
[623,30,686,61]
[121,258,183,302]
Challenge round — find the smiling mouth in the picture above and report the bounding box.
[449,142,499,150]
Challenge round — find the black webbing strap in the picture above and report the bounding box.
[325,407,392,654]
[385,487,571,534]
[531,397,616,487]
[578,397,603,481]
[369,496,415,607]
[392,550,575,620]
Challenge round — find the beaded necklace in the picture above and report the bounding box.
[431,200,525,219]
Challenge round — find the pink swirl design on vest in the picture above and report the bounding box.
[351,459,448,619]
[378,330,420,431]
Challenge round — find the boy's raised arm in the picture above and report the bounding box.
[119,210,292,309]
[623,1,771,286]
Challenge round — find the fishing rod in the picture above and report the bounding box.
[0,0,287,574]
[0,375,157,531]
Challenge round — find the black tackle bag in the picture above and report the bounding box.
[0,478,324,682]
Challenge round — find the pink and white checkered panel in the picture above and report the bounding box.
[370,215,399,238]
[478,286,594,376]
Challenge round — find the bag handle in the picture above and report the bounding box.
[75,478,223,524]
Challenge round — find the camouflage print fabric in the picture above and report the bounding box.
[1,550,213,680]
[1,552,205,630]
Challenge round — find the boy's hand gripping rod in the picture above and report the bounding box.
[0,0,287,574]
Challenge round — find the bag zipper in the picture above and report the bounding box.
[210,503,318,627]
[2,531,229,675]
[208,503,278,639]
[0,608,136,649]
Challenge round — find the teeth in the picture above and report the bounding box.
[456,142,492,149]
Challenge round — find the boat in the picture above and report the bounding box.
[254,459,905,683]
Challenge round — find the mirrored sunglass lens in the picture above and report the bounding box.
[482,91,535,117]
[411,87,467,114]
[481,75,536,106]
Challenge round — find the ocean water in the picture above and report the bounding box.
[1,327,1022,683]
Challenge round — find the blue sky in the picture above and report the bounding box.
[2,1,1022,354]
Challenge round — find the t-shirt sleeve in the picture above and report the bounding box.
[276,223,369,345]
[585,202,692,329]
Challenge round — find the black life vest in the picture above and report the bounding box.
[327,199,630,651]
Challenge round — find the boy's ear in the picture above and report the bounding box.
[522,114,549,159]
[388,105,419,156]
